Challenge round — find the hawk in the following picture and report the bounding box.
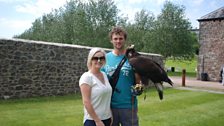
[125,45,173,100]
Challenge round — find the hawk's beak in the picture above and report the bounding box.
[129,44,134,49]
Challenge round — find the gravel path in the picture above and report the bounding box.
[167,76,224,94]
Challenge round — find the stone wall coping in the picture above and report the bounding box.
[0,38,162,57]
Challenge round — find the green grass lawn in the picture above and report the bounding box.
[165,57,197,77]
[0,95,83,126]
[1,88,224,126]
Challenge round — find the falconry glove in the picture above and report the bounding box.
[131,83,144,96]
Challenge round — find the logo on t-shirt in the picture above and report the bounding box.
[105,62,132,77]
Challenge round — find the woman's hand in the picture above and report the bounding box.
[110,117,113,126]
[95,120,105,126]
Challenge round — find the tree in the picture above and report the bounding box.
[28,18,43,40]
[151,1,196,59]
[126,10,155,52]
[14,0,197,58]
[85,0,119,47]
[15,0,119,48]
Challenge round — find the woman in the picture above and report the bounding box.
[79,48,112,126]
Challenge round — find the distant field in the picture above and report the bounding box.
[165,57,197,77]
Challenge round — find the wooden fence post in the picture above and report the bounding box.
[182,69,186,86]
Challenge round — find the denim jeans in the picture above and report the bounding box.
[111,108,139,126]
[84,118,111,126]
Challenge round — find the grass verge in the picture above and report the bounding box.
[0,88,224,126]
[165,57,197,77]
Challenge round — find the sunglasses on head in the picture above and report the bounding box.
[92,56,105,61]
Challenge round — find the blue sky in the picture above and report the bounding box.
[0,0,224,38]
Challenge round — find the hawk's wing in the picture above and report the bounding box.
[129,56,164,82]
[129,55,173,85]
[129,56,165,100]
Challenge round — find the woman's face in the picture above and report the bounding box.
[91,51,105,69]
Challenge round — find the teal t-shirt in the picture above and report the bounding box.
[102,52,137,109]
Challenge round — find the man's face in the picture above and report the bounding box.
[111,33,125,50]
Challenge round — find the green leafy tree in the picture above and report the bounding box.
[15,0,198,59]
[85,0,119,47]
[15,0,119,48]
[28,18,43,40]
[126,10,155,52]
[151,1,196,59]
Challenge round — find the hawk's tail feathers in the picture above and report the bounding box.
[155,83,163,100]
[165,77,174,86]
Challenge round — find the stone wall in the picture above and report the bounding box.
[0,38,163,99]
[197,20,224,81]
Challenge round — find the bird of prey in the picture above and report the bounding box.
[125,45,173,100]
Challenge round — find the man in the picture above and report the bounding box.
[102,26,139,126]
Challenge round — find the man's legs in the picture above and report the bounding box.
[111,108,138,126]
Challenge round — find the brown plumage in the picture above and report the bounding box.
[125,45,173,100]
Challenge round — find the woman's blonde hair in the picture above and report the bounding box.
[87,48,106,70]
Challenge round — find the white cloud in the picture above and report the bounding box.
[152,0,167,6]
[127,0,147,4]
[0,0,68,38]
[1,18,32,29]
[192,0,204,5]
[147,0,181,6]
[115,0,165,22]
[15,0,67,17]
[121,7,141,22]
[0,0,29,3]
[0,17,33,38]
